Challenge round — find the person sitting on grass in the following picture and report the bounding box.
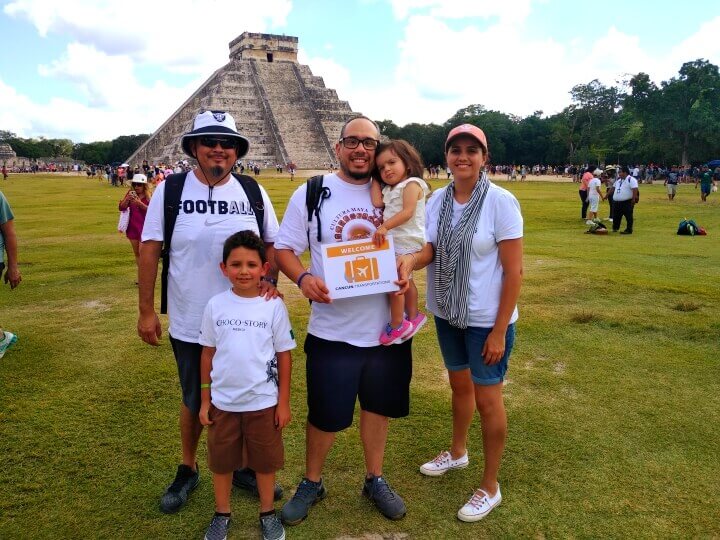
[198,230,295,540]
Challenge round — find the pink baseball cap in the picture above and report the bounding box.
[445,124,488,152]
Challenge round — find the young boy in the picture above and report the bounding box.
[199,230,295,540]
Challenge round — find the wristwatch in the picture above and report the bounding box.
[262,277,278,286]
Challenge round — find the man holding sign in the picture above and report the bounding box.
[275,116,412,524]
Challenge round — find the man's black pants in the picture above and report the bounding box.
[613,199,634,232]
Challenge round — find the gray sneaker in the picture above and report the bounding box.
[260,513,286,540]
[159,464,199,514]
[362,475,406,520]
[204,514,230,540]
[280,478,326,525]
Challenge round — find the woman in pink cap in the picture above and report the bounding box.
[407,123,523,522]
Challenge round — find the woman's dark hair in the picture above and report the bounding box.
[222,230,266,264]
[373,139,425,181]
[586,166,595,174]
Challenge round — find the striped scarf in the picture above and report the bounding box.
[434,173,490,328]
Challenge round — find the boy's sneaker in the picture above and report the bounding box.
[204,514,231,540]
[232,468,283,501]
[419,450,469,477]
[379,320,414,346]
[401,312,427,342]
[280,478,326,525]
[362,475,406,520]
[0,331,17,359]
[457,483,502,522]
[159,463,199,514]
[260,512,285,540]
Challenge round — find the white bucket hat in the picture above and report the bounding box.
[181,110,249,158]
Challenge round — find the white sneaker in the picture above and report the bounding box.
[457,484,501,522]
[0,331,18,359]
[419,451,469,477]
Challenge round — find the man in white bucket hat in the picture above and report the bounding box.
[137,110,282,515]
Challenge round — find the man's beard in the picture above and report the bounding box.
[340,162,370,181]
[209,165,225,179]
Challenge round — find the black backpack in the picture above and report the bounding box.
[304,174,330,242]
[160,171,265,314]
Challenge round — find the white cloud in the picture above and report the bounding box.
[298,49,352,103]
[1,0,292,141]
[4,0,292,73]
[389,0,534,24]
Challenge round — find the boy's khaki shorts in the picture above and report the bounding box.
[207,405,284,474]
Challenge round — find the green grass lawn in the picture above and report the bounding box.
[1,173,719,539]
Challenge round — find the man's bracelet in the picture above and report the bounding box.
[297,271,312,287]
[200,383,211,389]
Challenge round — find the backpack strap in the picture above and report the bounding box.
[161,172,188,314]
[160,171,265,315]
[231,172,265,239]
[304,174,330,243]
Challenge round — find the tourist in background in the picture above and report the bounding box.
[579,166,593,220]
[118,174,152,279]
[609,165,639,234]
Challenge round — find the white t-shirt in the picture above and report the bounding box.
[587,178,602,200]
[199,291,296,412]
[426,183,523,327]
[274,174,389,347]
[142,171,280,342]
[613,175,638,201]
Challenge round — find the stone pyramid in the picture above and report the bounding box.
[127,32,356,169]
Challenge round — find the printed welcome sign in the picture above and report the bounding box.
[321,237,400,299]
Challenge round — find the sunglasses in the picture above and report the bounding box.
[198,136,238,150]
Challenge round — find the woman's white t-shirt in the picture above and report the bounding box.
[426,183,523,327]
[199,292,296,412]
[142,171,280,342]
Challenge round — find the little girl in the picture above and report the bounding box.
[371,140,430,345]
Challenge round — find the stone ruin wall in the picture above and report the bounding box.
[127,32,357,169]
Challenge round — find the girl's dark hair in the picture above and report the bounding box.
[222,230,266,264]
[373,139,425,181]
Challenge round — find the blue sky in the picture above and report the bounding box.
[1,0,719,142]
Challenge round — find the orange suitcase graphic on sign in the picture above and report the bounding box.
[344,256,379,283]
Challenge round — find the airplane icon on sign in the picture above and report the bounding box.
[355,266,369,278]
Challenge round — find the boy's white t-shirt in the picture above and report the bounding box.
[274,174,389,347]
[426,183,523,327]
[142,171,280,342]
[199,291,296,412]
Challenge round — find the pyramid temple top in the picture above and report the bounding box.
[229,32,299,63]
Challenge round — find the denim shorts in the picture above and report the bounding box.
[434,317,515,385]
